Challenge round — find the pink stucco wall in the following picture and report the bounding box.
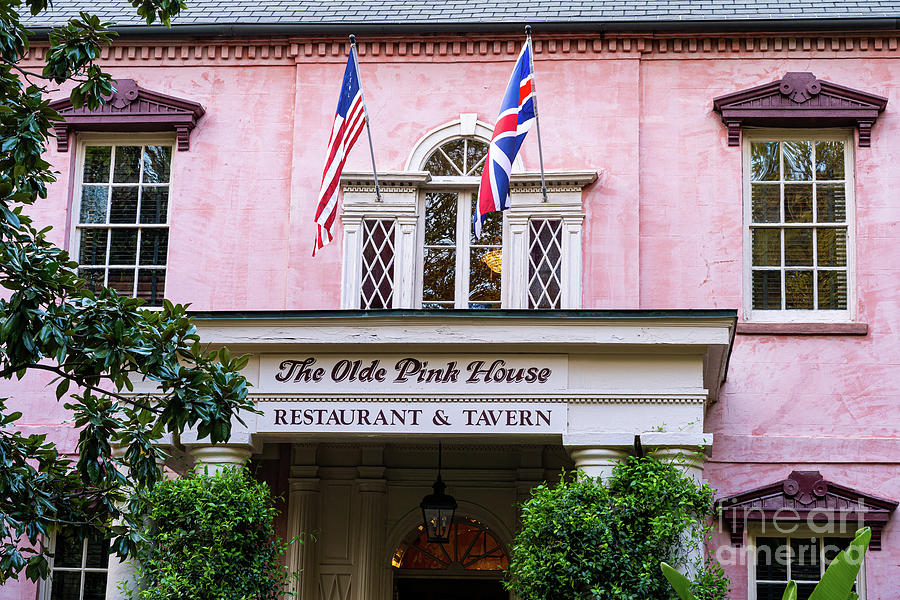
[5,32,899,600]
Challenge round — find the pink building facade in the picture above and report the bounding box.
[7,4,900,600]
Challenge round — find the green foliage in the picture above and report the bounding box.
[0,0,254,584]
[505,456,730,600]
[131,468,292,600]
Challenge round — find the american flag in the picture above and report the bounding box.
[474,41,536,239]
[313,50,367,256]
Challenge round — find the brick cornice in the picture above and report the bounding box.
[20,31,900,66]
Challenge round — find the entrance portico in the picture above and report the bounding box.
[177,310,735,600]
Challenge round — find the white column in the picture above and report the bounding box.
[395,215,418,308]
[563,433,634,479]
[287,470,320,600]
[352,446,388,600]
[187,444,252,474]
[341,215,364,309]
[105,445,143,600]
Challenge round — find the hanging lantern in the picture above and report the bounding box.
[420,443,457,543]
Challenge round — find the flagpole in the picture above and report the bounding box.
[349,34,382,202]
[525,25,549,203]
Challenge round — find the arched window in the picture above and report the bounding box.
[421,138,503,309]
[392,517,508,572]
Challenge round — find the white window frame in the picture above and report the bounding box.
[70,133,175,305]
[41,530,110,600]
[742,129,856,323]
[415,186,507,309]
[747,528,866,600]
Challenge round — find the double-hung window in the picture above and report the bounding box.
[744,132,853,321]
[43,530,110,600]
[73,138,172,307]
[751,534,862,600]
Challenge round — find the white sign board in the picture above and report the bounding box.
[257,354,568,394]
[258,401,567,434]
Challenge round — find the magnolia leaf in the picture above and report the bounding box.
[808,527,871,600]
[661,562,697,600]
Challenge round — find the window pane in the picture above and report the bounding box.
[113,146,142,183]
[142,145,172,183]
[79,186,108,224]
[78,268,104,293]
[137,269,166,307]
[424,193,457,246]
[79,230,108,266]
[752,229,781,266]
[816,184,846,223]
[751,184,781,223]
[50,570,82,600]
[440,139,466,174]
[797,584,817,600]
[108,269,135,295]
[756,537,788,581]
[466,140,489,176]
[817,228,847,267]
[529,219,562,309]
[818,271,847,310]
[423,151,457,176]
[751,142,780,181]
[109,187,138,224]
[783,141,813,181]
[473,201,502,245]
[790,537,820,581]
[83,146,111,183]
[139,230,169,266]
[784,185,813,222]
[752,271,782,310]
[815,141,845,180]
[84,532,109,569]
[470,248,501,307]
[423,249,455,303]
[83,572,107,600]
[784,229,813,266]
[823,537,852,564]
[140,187,169,224]
[785,271,814,309]
[757,583,789,600]
[54,535,83,569]
[109,229,138,265]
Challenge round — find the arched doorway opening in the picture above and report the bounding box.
[391,517,509,600]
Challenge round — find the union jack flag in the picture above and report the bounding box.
[314,50,367,256]
[474,41,536,239]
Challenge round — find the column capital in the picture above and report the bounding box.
[563,433,635,480]
[187,444,253,474]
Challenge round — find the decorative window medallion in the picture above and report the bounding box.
[743,131,854,322]
[72,136,172,306]
[42,530,109,600]
[713,72,887,147]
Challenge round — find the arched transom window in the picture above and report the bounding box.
[421,138,503,309]
[392,518,508,572]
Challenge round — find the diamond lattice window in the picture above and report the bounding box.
[528,219,562,309]
[360,219,395,309]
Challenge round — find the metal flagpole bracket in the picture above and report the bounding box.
[525,25,550,204]
[349,34,383,202]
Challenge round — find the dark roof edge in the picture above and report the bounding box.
[25,17,900,39]
[188,308,738,321]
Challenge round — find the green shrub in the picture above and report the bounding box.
[505,456,729,600]
[131,467,292,600]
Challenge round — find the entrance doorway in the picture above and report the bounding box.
[395,578,506,600]
[392,517,509,600]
